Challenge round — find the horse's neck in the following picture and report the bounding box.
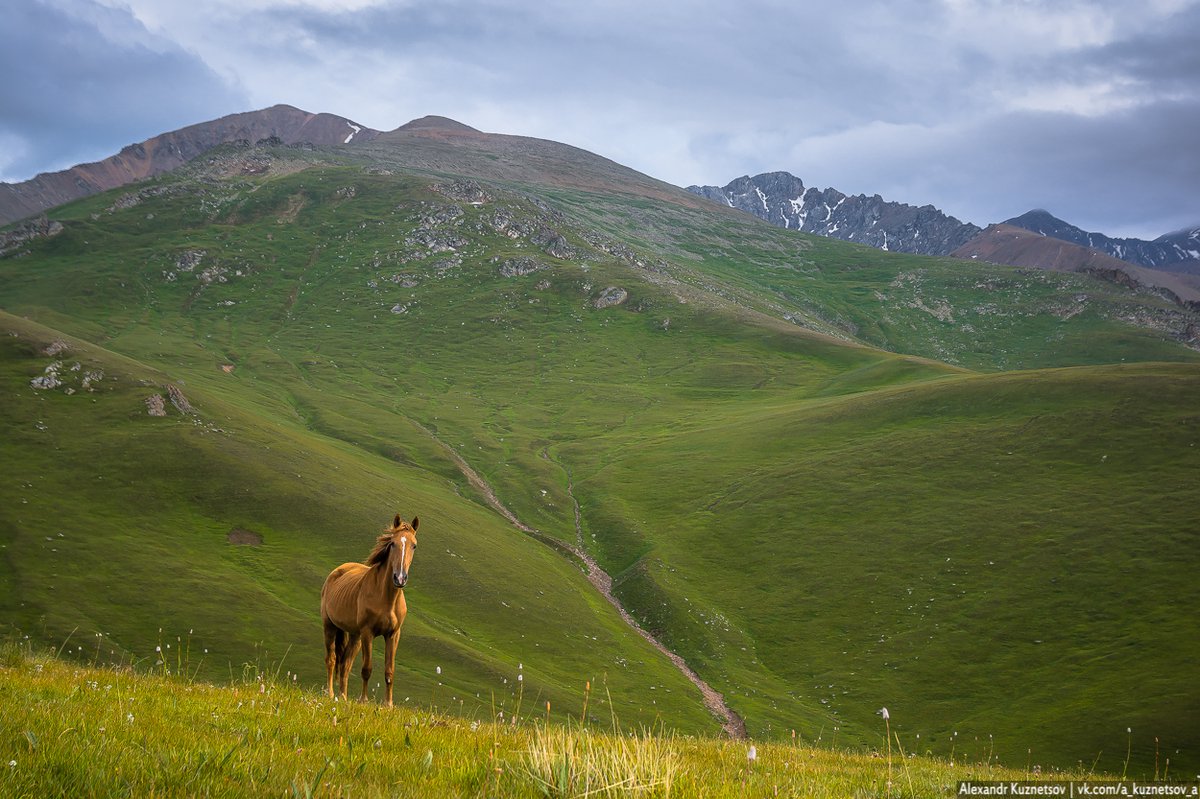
[367,562,401,605]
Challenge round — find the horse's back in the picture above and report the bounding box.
[321,562,368,622]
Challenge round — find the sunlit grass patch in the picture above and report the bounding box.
[517,724,677,798]
[0,650,1103,798]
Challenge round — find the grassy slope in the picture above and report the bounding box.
[570,363,1200,772]
[0,651,1096,798]
[0,312,714,733]
[0,141,1197,774]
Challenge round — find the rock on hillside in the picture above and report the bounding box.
[0,105,380,226]
[687,171,981,256]
[1005,210,1200,276]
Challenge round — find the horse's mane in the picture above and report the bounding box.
[366,531,396,567]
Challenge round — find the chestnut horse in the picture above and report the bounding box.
[320,514,418,705]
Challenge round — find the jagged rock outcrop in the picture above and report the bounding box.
[687,171,981,255]
[145,394,167,416]
[0,215,65,257]
[593,286,629,308]
[167,385,193,414]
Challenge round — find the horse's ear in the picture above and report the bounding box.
[411,516,419,531]
[393,513,402,528]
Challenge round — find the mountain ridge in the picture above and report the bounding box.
[0,104,381,226]
[1004,209,1200,274]
[952,223,1200,309]
[688,171,1200,276]
[687,171,981,256]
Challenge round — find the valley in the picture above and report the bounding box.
[1,116,1197,777]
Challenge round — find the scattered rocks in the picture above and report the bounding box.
[498,257,544,278]
[237,154,271,175]
[30,358,105,393]
[483,208,524,238]
[531,227,576,259]
[593,286,629,309]
[106,185,173,213]
[42,340,70,357]
[146,394,167,417]
[334,186,357,200]
[197,265,230,285]
[390,303,412,314]
[0,215,64,258]
[175,250,206,273]
[429,256,462,273]
[167,385,193,414]
[405,229,466,253]
[433,180,491,204]
[535,279,551,291]
[419,204,463,227]
[30,362,63,390]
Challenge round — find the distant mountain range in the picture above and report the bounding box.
[1003,209,1200,274]
[953,224,1200,308]
[5,112,1199,301]
[687,172,1200,277]
[687,171,981,256]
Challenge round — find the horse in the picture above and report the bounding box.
[320,514,419,706]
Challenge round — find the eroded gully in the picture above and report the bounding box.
[414,422,746,739]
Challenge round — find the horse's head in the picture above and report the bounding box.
[368,514,419,589]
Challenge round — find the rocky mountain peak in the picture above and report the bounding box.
[687,171,980,256]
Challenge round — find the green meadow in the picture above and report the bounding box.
[1,135,1197,778]
[1,648,1096,798]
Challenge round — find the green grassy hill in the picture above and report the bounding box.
[1,126,1197,776]
[4,650,1096,798]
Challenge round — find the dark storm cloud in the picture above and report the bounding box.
[0,0,246,181]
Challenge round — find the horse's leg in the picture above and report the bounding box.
[383,629,399,708]
[338,636,361,701]
[358,633,374,702]
[323,621,340,699]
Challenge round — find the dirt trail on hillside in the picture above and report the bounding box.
[413,422,746,739]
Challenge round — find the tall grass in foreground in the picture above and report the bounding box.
[520,724,677,798]
[1,644,1096,798]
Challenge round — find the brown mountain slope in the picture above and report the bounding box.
[0,104,380,226]
[953,223,1200,308]
[361,116,725,211]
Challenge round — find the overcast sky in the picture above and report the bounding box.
[4,0,1199,239]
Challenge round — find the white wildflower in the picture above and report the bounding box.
[747,745,757,763]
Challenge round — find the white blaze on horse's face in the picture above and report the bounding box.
[389,515,419,589]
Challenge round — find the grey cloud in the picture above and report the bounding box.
[0,0,247,180]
